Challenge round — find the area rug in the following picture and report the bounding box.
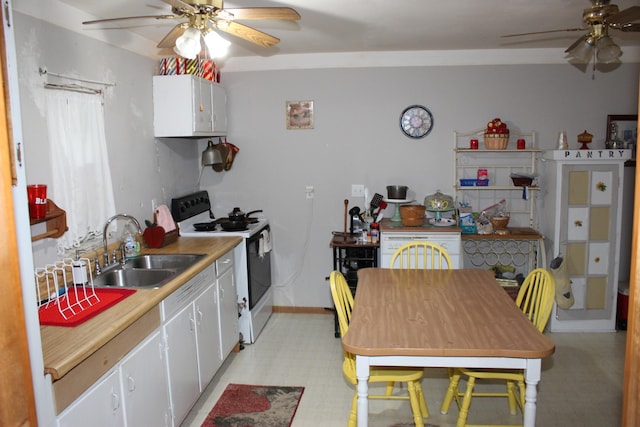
[201,383,305,427]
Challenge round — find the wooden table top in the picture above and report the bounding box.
[342,268,555,359]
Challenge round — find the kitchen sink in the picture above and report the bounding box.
[92,254,206,289]
[92,267,177,289]
[123,253,206,270]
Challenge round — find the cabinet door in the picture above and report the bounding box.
[58,370,125,427]
[193,77,213,134]
[218,265,239,359]
[194,284,222,392]
[211,83,227,134]
[120,330,171,427]
[164,302,199,425]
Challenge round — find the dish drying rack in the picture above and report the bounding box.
[35,258,100,320]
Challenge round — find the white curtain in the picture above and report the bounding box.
[45,89,116,253]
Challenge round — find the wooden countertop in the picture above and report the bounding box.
[343,268,555,359]
[379,218,461,233]
[40,236,242,380]
[461,227,543,240]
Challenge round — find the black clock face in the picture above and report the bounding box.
[400,105,433,139]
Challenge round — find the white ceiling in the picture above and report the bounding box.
[15,0,640,66]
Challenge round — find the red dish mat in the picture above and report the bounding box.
[39,288,136,327]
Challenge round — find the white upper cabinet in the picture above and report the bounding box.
[153,75,227,137]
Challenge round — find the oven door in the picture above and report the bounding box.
[247,225,272,309]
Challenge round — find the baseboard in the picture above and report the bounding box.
[272,306,333,315]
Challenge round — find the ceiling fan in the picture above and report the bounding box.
[83,0,301,58]
[502,0,640,65]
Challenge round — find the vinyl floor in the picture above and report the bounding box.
[182,312,626,427]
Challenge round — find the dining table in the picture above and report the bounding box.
[341,268,556,427]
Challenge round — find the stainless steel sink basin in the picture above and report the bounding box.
[92,267,177,289]
[123,254,206,270]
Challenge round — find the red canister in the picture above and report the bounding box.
[517,139,526,150]
[470,139,479,150]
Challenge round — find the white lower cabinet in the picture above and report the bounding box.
[58,330,170,427]
[195,283,223,391]
[120,331,171,427]
[217,251,238,359]
[57,251,238,427]
[58,370,124,427]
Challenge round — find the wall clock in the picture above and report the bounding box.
[400,105,433,139]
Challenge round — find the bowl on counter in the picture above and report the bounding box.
[387,185,408,200]
[400,204,426,226]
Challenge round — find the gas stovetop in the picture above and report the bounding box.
[171,190,268,238]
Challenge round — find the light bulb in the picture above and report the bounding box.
[567,37,595,63]
[596,35,622,64]
[203,30,231,59]
[174,27,202,59]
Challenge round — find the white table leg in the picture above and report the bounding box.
[355,355,370,427]
[523,358,541,427]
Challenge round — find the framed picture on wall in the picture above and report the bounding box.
[286,100,314,129]
[606,114,637,148]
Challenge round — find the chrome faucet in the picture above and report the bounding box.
[102,213,142,267]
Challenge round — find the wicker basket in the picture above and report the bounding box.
[489,215,510,230]
[400,205,426,226]
[484,133,509,150]
[511,176,533,186]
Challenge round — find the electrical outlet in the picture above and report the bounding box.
[305,186,314,199]
[352,184,365,197]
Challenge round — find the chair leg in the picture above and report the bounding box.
[456,376,475,427]
[440,368,461,415]
[385,381,395,396]
[407,381,425,427]
[506,380,518,415]
[414,380,430,418]
[517,379,526,412]
[348,393,358,427]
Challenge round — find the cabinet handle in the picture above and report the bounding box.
[111,391,120,411]
[189,313,195,332]
[197,307,203,324]
[127,375,136,392]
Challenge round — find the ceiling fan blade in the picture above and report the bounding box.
[161,0,197,13]
[217,21,279,47]
[615,22,640,32]
[501,28,585,38]
[157,23,189,48]
[224,7,300,21]
[83,15,176,25]
[606,6,640,25]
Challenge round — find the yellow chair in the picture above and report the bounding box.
[440,268,556,427]
[329,271,429,427]
[389,241,452,269]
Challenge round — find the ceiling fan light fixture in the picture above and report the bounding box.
[174,26,202,59]
[596,35,622,63]
[203,29,231,58]
[566,35,595,63]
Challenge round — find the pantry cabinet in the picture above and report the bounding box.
[542,149,631,332]
[153,75,227,137]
